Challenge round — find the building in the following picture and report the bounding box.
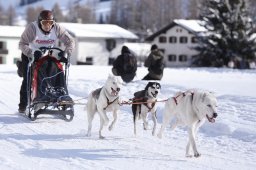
[0,23,138,65]
[0,26,25,64]
[145,19,206,67]
[59,23,138,65]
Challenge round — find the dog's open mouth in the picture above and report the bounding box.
[206,114,215,123]
[111,87,119,96]
[151,92,157,98]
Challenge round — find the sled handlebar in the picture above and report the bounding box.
[39,47,64,53]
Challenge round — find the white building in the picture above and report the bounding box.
[59,23,138,65]
[145,19,206,67]
[0,26,25,64]
[0,23,138,65]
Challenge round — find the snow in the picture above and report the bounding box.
[0,65,255,170]
[59,23,138,39]
[174,19,207,33]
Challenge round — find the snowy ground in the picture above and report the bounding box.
[0,65,255,170]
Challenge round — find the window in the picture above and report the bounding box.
[159,36,167,43]
[168,54,176,62]
[0,41,4,49]
[159,49,165,54]
[191,37,198,43]
[85,57,93,65]
[179,37,188,43]
[169,36,177,43]
[179,55,187,62]
[106,39,116,51]
[0,41,8,54]
[0,56,3,64]
[176,28,182,33]
[13,58,20,64]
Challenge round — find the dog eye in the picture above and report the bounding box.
[113,82,116,85]
[207,104,211,108]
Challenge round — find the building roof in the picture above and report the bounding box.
[0,23,138,40]
[145,19,206,41]
[60,23,138,39]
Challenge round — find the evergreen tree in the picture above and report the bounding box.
[194,0,256,68]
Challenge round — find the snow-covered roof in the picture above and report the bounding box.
[0,25,25,38]
[60,23,138,39]
[0,23,138,40]
[174,19,206,33]
[146,19,206,41]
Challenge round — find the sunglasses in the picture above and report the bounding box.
[40,20,55,26]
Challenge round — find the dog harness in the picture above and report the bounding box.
[172,91,194,105]
[103,96,119,110]
[92,87,119,110]
[133,90,156,113]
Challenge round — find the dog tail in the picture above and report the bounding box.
[132,104,137,123]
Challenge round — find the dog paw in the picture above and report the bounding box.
[108,125,113,131]
[194,153,201,158]
[99,135,105,139]
[86,132,91,137]
[185,154,193,158]
[143,123,149,130]
[157,133,162,139]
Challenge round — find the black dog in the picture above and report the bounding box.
[132,82,161,136]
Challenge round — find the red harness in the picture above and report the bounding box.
[172,91,194,105]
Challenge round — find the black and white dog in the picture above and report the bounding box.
[132,82,161,136]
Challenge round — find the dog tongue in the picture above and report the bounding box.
[210,118,215,123]
[207,115,215,123]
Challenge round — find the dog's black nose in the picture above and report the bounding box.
[117,88,120,92]
[213,113,218,118]
[155,91,158,94]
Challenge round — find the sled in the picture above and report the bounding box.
[25,47,74,121]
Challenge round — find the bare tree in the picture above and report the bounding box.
[26,6,44,23]
[52,3,66,22]
[76,5,95,23]
[7,5,16,25]
[0,4,7,25]
[109,0,187,39]
[187,0,200,19]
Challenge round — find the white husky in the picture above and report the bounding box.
[86,75,123,139]
[157,90,218,157]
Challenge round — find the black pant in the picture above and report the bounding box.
[19,53,30,108]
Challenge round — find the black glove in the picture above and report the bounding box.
[34,50,43,61]
[58,51,65,58]
[58,51,68,63]
[59,56,68,63]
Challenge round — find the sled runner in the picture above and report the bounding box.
[26,47,74,121]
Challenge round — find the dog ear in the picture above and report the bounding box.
[157,83,161,89]
[202,92,207,102]
[145,82,153,90]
